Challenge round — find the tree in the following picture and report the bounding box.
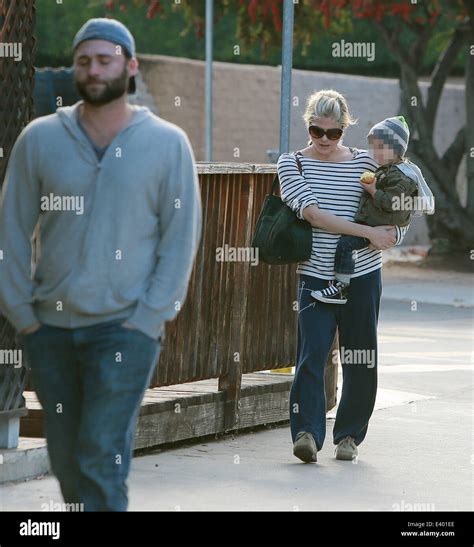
[105,0,473,252]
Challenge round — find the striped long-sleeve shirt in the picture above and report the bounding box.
[277,149,409,280]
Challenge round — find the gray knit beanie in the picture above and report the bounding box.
[367,116,410,156]
[72,18,136,94]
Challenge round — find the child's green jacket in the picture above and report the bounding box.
[355,162,418,227]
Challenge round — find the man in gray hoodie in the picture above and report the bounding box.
[0,19,202,510]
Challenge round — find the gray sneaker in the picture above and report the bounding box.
[293,431,318,463]
[335,436,358,460]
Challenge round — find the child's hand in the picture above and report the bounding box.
[360,180,377,196]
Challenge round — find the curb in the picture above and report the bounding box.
[0,438,50,484]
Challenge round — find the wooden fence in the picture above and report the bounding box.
[152,163,338,428]
[2,149,340,439]
[19,161,338,432]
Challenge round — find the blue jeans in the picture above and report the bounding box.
[18,318,161,511]
[290,269,382,449]
[334,235,371,275]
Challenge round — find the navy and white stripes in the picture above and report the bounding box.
[277,149,409,280]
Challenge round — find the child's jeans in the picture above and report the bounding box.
[334,235,371,275]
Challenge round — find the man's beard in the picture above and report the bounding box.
[75,65,129,106]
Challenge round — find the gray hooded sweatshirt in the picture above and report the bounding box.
[0,101,202,341]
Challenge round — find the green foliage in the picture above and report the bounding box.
[35,0,464,77]
[36,1,105,66]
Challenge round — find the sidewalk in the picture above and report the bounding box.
[2,289,472,511]
[3,388,470,511]
[382,264,474,308]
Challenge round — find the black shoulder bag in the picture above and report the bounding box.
[251,151,313,265]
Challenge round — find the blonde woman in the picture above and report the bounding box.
[277,90,409,463]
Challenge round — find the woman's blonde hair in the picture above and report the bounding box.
[303,89,357,145]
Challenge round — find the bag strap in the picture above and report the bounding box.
[294,150,304,173]
[348,146,359,159]
[270,151,304,195]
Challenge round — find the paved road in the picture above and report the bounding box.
[1,300,472,511]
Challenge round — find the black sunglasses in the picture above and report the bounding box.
[309,125,343,140]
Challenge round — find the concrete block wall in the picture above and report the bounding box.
[137,54,466,245]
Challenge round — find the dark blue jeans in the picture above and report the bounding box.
[18,318,161,511]
[334,235,371,275]
[290,269,382,450]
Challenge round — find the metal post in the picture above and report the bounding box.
[279,0,295,155]
[205,0,213,161]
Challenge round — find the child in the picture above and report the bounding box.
[311,115,434,304]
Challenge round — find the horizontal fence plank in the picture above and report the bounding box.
[196,162,277,175]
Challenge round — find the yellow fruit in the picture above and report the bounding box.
[360,171,376,184]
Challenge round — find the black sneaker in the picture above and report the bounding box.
[311,281,349,304]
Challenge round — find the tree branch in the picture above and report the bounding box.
[426,24,469,134]
[374,18,411,72]
[408,5,435,72]
[462,0,474,29]
[441,126,466,178]
[399,67,434,146]
[462,0,474,216]
[374,20,431,142]
[408,147,474,247]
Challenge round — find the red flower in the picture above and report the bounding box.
[270,0,281,33]
[146,0,162,20]
[248,0,259,24]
